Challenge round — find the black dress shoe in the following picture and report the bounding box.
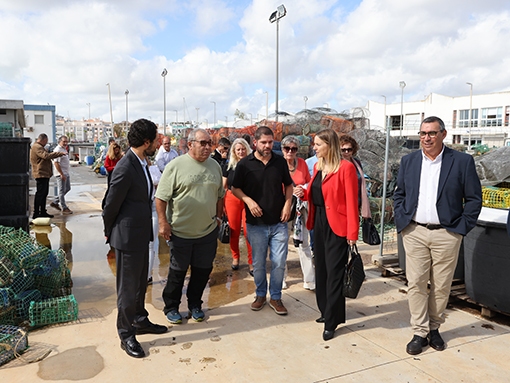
[40,212,54,218]
[406,335,428,355]
[121,336,145,358]
[134,321,168,335]
[315,317,325,323]
[323,330,335,341]
[428,329,445,351]
[231,263,239,270]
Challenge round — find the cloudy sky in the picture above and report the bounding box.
[1,0,509,126]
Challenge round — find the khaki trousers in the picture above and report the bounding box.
[402,223,462,337]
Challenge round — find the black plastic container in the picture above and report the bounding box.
[0,137,30,231]
[464,221,510,314]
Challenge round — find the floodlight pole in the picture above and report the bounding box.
[270,5,286,123]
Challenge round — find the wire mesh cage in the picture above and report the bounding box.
[29,294,78,327]
[0,325,28,366]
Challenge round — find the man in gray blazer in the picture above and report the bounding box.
[103,119,167,358]
[394,116,482,356]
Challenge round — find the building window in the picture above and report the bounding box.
[458,109,478,128]
[480,107,502,127]
[0,109,6,115]
[34,115,44,124]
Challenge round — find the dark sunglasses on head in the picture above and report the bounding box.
[341,148,353,153]
[283,146,298,153]
[192,140,213,147]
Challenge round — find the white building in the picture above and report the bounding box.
[366,91,510,148]
[24,104,57,143]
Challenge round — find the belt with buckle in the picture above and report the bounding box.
[412,220,443,230]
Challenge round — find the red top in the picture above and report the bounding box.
[290,157,311,186]
[304,160,359,241]
[104,156,121,173]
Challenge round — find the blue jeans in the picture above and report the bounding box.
[247,222,289,300]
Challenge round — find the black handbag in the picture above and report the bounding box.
[218,215,230,244]
[342,244,365,299]
[362,218,381,246]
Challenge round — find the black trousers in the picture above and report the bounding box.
[34,178,50,216]
[115,248,150,341]
[162,227,218,314]
[313,206,348,332]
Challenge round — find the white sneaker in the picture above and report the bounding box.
[282,281,288,290]
[303,282,315,291]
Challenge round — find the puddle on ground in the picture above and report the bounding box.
[37,346,104,380]
[28,165,302,320]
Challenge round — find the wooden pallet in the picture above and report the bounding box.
[449,284,509,319]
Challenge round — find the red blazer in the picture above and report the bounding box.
[305,160,359,241]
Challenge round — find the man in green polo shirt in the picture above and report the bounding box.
[156,128,225,324]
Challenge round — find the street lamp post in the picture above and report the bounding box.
[467,82,473,151]
[162,68,168,135]
[125,90,129,133]
[210,101,216,126]
[106,83,113,139]
[378,95,389,260]
[399,81,406,138]
[269,4,287,122]
[264,91,268,120]
[303,96,308,110]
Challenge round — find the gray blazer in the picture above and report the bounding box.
[102,149,153,252]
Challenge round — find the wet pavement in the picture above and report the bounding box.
[1,163,510,382]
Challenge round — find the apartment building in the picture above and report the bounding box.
[366,91,510,148]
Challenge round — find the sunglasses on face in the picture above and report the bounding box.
[283,146,298,153]
[341,148,353,153]
[418,131,440,138]
[192,140,213,147]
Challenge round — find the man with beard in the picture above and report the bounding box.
[156,128,224,324]
[103,119,168,359]
[232,126,293,315]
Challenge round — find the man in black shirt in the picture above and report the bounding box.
[232,126,293,315]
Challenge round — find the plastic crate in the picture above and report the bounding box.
[29,294,78,327]
[0,325,28,366]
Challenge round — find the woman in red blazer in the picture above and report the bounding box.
[301,129,359,341]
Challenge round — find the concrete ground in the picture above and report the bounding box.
[1,164,509,382]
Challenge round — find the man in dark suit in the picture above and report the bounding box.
[394,116,482,356]
[103,119,167,358]
[211,137,231,168]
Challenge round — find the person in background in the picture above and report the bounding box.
[394,116,482,355]
[102,119,168,359]
[156,129,225,325]
[50,135,73,214]
[232,126,293,316]
[101,138,116,162]
[155,136,179,172]
[30,133,66,219]
[281,135,314,291]
[102,142,124,210]
[302,128,359,341]
[223,138,253,275]
[211,137,231,167]
[338,135,364,208]
[104,142,123,183]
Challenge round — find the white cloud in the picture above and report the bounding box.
[1,0,510,127]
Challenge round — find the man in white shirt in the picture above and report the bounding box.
[155,136,178,172]
[51,136,73,214]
